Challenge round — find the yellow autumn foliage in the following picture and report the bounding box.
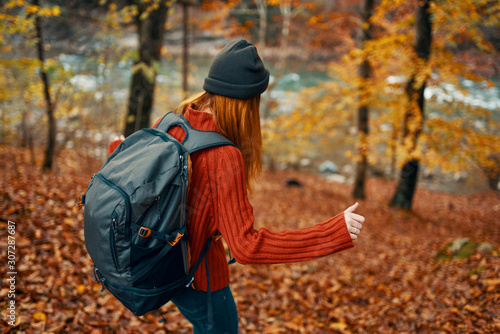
[263,0,499,183]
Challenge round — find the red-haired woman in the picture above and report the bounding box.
[111,39,365,334]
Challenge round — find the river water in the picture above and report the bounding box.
[62,54,500,193]
[65,53,499,113]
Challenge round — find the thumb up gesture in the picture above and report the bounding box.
[344,202,365,240]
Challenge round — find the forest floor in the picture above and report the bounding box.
[0,145,499,334]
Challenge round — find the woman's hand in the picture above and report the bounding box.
[344,202,365,240]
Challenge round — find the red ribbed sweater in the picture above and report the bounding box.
[111,106,354,292]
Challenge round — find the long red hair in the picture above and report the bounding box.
[176,91,262,190]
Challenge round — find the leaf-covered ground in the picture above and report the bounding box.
[1,146,499,333]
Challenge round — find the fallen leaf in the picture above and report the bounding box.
[76,284,87,294]
[33,311,47,322]
[330,322,348,330]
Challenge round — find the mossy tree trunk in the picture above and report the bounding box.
[124,0,169,137]
[390,0,433,209]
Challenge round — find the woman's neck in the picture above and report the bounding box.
[199,105,213,114]
[193,102,212,114]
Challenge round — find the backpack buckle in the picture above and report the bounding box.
[74,194,85,210]
[167,232,184,246]
[214,231,223,241]
[186,276,195,288]
[138,227,152,238]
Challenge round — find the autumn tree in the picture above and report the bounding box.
[264,0,499,200]
[194,0,246,41]
[261,0,371,167]
[423,0,500,192]
[1,0,131,165]
[0,0,62,170]
[389,0,432,208]
[123,0,170,137]
[352,0,375,199]
[32,0,57,171]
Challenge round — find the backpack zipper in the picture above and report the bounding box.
[95,174,132,242]
[96,131,184,243]
[93,267,106,292]
[179,155,188,227]
[110,214,120,271]
[134,196,160,228]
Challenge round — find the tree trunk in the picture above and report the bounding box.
[255,0,267,47]
[182,2,189,99]
[390,0,432,209]
[34,0,56,172]
[124,0,169,137]
[352,0,374,199]
[479,154,500,191]
[280,1,291,56]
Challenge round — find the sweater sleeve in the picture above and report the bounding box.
[213,146,354,265]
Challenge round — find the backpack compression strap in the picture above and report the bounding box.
[155,112,237,154]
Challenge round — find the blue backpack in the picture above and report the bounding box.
[82,112,234,316]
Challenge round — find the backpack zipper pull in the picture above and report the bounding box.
[186,276,195,288]
[93,267,106,292]
[93,266,98,282]
[74,193,85,210]
[180,155,189,185]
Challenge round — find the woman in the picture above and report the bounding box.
[112,39,365,333]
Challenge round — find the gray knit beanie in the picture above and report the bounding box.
[203,39,270,99]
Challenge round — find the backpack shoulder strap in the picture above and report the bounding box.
[155,112,237,154]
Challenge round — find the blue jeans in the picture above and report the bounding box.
[171,285,238,334]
